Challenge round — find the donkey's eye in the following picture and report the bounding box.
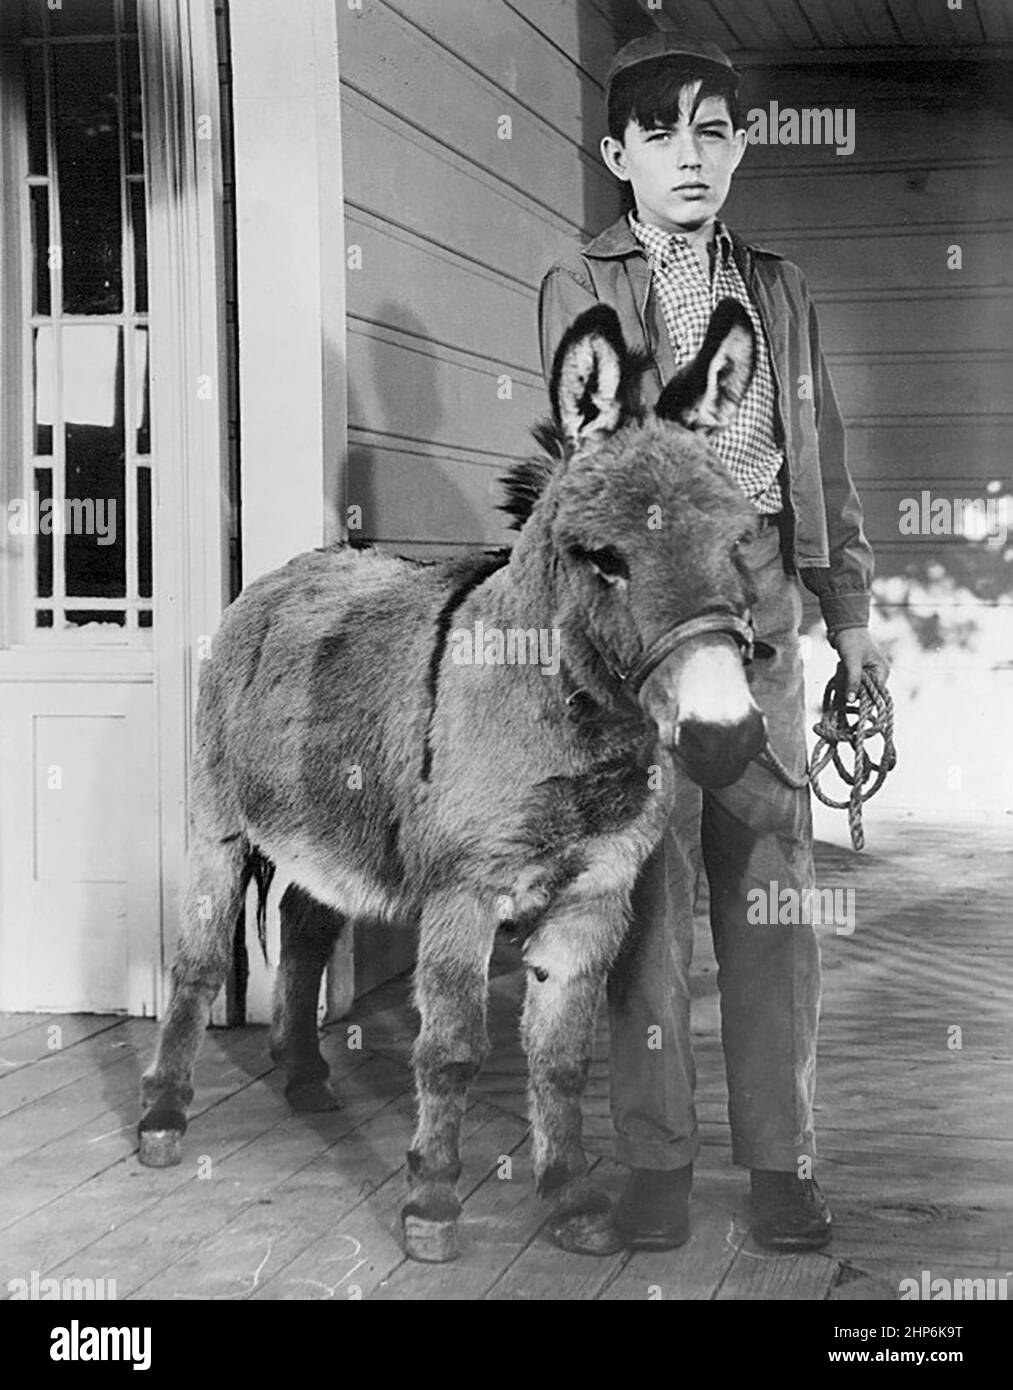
[572,545,630,583]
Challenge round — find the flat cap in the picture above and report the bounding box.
[606,31,738,95]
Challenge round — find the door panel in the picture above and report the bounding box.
[0,678,157,1014]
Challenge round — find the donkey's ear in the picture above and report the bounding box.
[655,298,756,431]
[550,305,629,447]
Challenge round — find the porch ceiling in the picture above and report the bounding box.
[629,0,1011,64]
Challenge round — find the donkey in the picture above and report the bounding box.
[139,299,767,1262]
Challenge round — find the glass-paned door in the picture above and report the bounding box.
[2,0,234,1016]
[19,0,152,638]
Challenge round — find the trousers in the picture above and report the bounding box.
[607,523,821,1172]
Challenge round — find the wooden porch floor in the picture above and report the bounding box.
[1,812,1010,1301]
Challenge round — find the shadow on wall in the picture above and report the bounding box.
[346,303,490,552]
[345,6,650,556]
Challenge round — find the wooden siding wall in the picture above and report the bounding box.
[336,0,623,555]
[336,9,1011,813]
[726,63,1012,813]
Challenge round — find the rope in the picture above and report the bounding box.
[755,667,896,852]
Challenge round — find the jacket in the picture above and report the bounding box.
[538,216,873,634]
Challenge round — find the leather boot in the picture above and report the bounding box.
[750,1170,832,1250]
[614,1164,692,1251]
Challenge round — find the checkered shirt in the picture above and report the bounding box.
[630,214,785,514]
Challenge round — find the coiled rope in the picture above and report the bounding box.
[756,668,896,852]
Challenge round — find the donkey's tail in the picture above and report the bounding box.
[245,847,276,962]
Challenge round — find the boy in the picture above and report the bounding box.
[538,32,889,1254]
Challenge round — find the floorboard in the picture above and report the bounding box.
[1,815,1009,1301]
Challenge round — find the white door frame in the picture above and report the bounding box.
[228,0,350,1022]
[141,0,233,1015]
[231,0,348,578]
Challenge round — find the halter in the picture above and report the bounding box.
[621,606,756,695]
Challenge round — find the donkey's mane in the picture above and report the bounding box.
[499,421,567,532]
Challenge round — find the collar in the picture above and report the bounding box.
[581,214,783,266]
[628,213,735,268]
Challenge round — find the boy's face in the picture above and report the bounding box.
[601,80,746,234]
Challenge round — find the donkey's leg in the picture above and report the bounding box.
[522,895,628,1256]
[403,890,494,1263]
[269,884,346,1112]
[138,834,248,1167]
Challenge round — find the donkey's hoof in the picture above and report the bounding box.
[403,1215,459,1263]
[137,1108,186,1167]
[285,1079,340,1113]
[138,1129,183,1168]
[548,1208,624,1258]
[402,1202,460,1263]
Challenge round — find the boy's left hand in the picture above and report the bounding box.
[831,628,890,702]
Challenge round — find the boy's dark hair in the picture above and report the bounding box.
[608,56,742,140]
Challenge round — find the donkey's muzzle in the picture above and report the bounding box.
[675,706,767,788]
